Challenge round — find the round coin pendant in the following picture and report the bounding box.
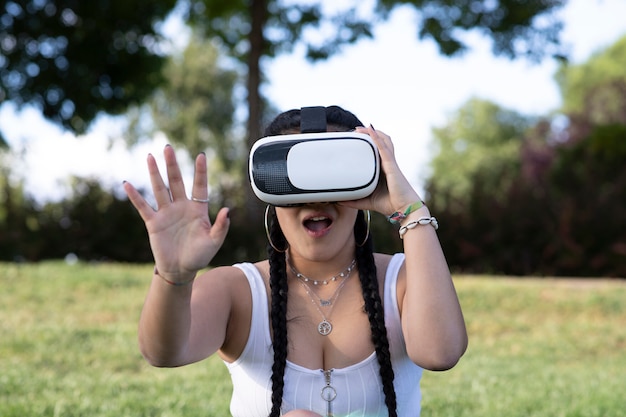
[318,320,332,336]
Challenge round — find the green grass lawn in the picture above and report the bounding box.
[1,262,625,416]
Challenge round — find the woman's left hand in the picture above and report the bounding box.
[340,125,422,216]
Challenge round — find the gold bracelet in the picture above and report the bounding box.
[154,266,196,286]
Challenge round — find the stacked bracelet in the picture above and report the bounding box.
[387,200,426,224]
[154,266,196,286]
[399,216,439,239]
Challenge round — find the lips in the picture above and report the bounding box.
[303,215,333,236]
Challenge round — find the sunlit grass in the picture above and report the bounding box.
[422,277,626,417]
[1,262,625,416]
[1,262,231,417]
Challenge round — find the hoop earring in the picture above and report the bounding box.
[356,210,371,247]
[265,205,288,253]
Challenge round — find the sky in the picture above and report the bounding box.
[1,0,625,203]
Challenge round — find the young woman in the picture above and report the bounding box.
[123,106,467,417]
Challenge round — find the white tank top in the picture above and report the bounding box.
[227,253,423,416]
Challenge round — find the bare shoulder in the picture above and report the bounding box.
[197,264,249,287]
[192,265,256,308]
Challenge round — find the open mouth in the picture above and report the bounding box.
[303,216,332,233]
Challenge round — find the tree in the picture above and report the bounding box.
[126,34,244,207]
[428,98,533,212]
[181,0,566,221]
[376,0,566,60]
[0,0,177,133]
[555,34,626,118]
[2,0,567,142]
[424,34,626,277]
[2,0,569,260]
[185,0,566,139]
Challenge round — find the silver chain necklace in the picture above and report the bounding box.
[297,267,354,335]
[288,259,356,286]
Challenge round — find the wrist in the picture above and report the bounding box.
[387,200,428,224]
[154,266,197,286]
[399,205,431,224]
[398,216,439,239]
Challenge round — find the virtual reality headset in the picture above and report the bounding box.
[249,107,380,206]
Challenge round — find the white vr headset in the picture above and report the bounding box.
[249,107,380,206]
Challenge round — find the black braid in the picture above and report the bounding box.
[355,210,398,417]
[267,207,288,417]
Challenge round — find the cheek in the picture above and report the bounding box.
[275,210,298,239]
[334,212,359,242]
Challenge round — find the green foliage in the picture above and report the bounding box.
[150,35,239,157]
[125,34,244,208]
[424,35,626,277]
[187,0,565,62]
[427,119,626,277]
[545,124,626,276]
[0,177,153,262]
[429,98,533,212]
[1,0,567,165]
[377,0,566,60]
[2,262,625,416]
[556,35,626,116]
[186,0,374,62]
[0,0,177,133]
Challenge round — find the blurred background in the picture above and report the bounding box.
[1,0,625,277]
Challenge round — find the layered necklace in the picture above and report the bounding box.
[289,259,356,336]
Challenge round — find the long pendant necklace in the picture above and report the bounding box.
[296,264,354,336]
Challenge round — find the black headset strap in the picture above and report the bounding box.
[300,106,327,133]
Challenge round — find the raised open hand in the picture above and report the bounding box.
[123,145,230,283]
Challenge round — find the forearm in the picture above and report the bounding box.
[400,209,468,370]
[138,271,195,367]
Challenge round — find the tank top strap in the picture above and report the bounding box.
[230,263,272,363]
[383,253,406,355]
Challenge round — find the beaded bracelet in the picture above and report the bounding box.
[387,200,426,224]
[399,216,439,239]
[154,266,196,286]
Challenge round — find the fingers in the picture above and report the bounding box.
[123,181,155,222]
[210,207,231,244]
[356,125,395,163]
[149,145,203,207]
[353,125,420,213]
[191,153,209,202]
[147,153,172,209]
[163,145,187,201]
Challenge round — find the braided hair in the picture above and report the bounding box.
[265,107,397,417]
